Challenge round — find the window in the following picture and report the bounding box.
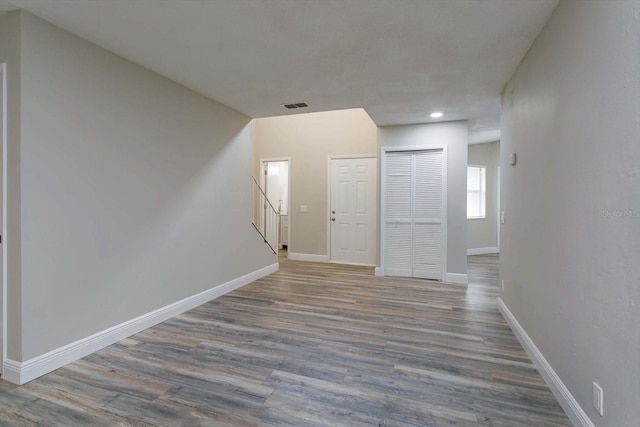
[467,166,486,219]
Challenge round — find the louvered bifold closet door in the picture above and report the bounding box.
[412,150,443,279]
[385,153,412,277]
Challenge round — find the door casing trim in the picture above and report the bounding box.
[1,63,7,374]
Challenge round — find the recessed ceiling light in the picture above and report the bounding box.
[430,112,443,118]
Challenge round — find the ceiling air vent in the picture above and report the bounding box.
[282,102,309,110]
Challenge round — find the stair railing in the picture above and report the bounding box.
[252,177,279,254]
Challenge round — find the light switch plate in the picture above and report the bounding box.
[593,382,604,416]
[300,205,307,213]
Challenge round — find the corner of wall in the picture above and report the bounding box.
[0,7,24,364]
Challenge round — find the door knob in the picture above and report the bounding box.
[331,218,336,221]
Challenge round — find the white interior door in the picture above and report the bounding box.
[384,149,444,280]
[384,153,412,276]
[330,157,376,265]
[412,151,443,279]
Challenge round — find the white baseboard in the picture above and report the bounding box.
[497,298,594,427]
[329,260,374,267]
[467,247,499,255]
[288,252,328,263]
[2,263,279,385]
[444,273,468,284]
[376,269,468,284]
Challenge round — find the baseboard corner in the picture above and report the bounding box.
[3,359,22,385]
[445,273,468,284]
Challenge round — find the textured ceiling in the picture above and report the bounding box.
[0,0,558,129]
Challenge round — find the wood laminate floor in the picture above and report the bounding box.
[0,253,570,426]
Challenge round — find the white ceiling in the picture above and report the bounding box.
[0,0,558,130]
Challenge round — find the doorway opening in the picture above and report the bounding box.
[466,140,501,290]
[260,159,290,253]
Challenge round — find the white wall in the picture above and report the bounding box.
[253,109,377,258]
[377,121,468,277]
[500,1,639,425]
[13,12,275,362]
[467,141,500,252]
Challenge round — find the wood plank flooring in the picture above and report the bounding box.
[0,253,570,426]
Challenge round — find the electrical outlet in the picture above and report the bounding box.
[501,279,505,292]
[593,382,604,416]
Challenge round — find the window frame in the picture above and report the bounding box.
[467,165,487,219]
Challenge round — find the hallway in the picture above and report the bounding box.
[0,255,569,426]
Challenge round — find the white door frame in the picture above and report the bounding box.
[380,145,448,279]
[496,165,501,253]
[259,157,291,251]
[1,63,7,375]
[326,154,377,265]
